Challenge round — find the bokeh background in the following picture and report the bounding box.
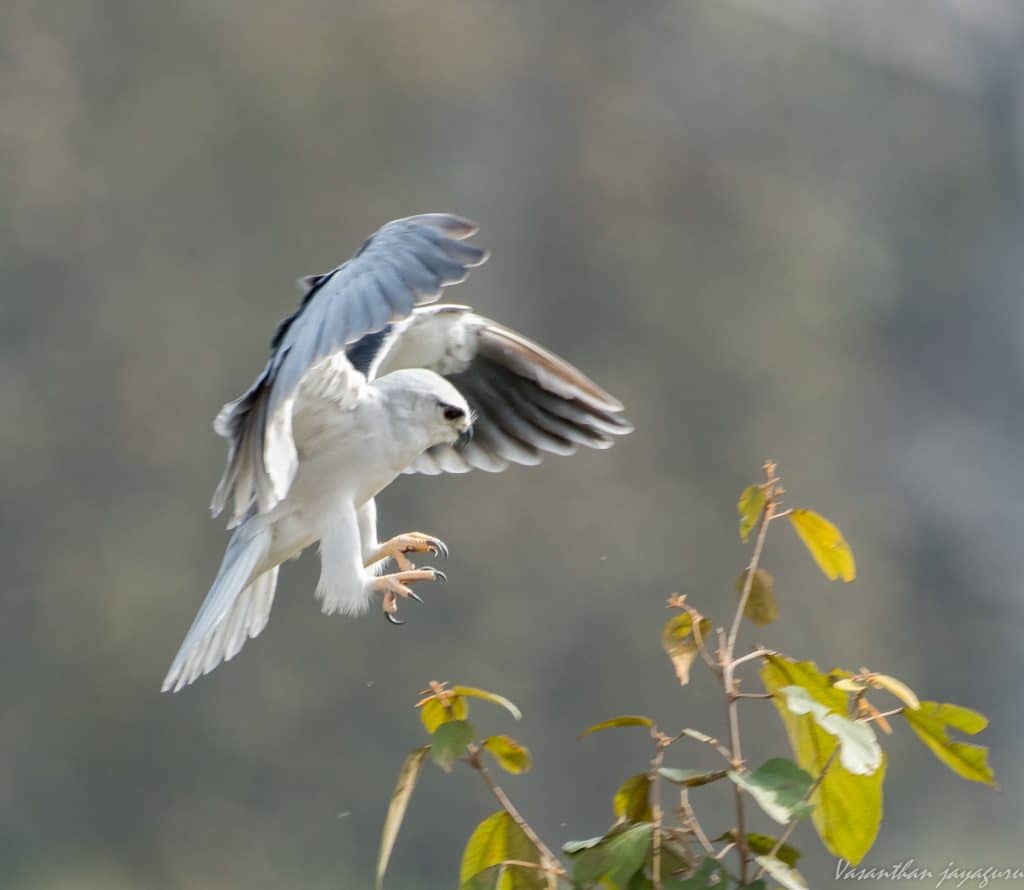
[3,0,1023,886]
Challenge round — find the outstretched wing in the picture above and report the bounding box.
[370,305,633,475]
[210,214,488,525]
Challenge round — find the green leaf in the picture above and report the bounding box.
[459,861,552,890]
[420,694,469,733]
[571,823,652,887]
[738,484,767,541]
[614,773,653,822]
[658,767,729,787]
[482,736,532,775]
[736,568,779,626]
[904,701,998,788]
[459,811,546,890]
[657,839,693,884]
[778,686,882,775]
[376,746,430,890]
[579,715,655,739]
[667,857,730,888]
[627,873,654,890]
[728,758,814,824]
[755,854,808,890]
[762,657,885,865]
[788,508,856,581]
[746,835,801,869]
[452,686,523,721]
[661,614,712,686]
[735,834,801,870]
[717,831,802,869]
[562,836,605,855]
[431,719,474,773]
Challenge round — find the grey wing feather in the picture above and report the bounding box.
[210,214,488,525]
[378,305,633,476]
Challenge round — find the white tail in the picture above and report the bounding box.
[162,518,276,692]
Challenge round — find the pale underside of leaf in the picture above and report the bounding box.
[762,657,886,865]
[376,746,430,890]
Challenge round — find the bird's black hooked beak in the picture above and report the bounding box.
[455,421,474,450]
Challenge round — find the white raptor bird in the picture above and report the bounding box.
[163,214,632,692]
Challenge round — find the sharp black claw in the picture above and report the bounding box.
[385,611,405,626]
[408,590,424,604]
[437,541,450,559]
[426,567,447,583]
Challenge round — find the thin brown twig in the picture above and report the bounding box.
[680,601,722,676]
[466,745,564,888]
[721,471,778,885]
[650,741,666,890]
[728,505,773,655]
[665,825,698,861]
[864,707,904,723]
[675,728,734,763]
[679,787,715,856]
[731,647,776,670]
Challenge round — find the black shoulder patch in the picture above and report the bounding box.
[345,325,393,376]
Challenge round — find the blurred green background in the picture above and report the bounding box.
[2,0,1021,886]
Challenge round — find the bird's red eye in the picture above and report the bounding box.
[443,405,465,421]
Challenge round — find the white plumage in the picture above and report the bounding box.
[162,214,632,692]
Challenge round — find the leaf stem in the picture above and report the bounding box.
[674,728,734,764]
[466,745,565,886]
[728,506,772,655]
[731,647,776,669]
[679,787,715,855]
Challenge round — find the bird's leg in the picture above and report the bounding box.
[364,532,448,572]
[369,568,447,625]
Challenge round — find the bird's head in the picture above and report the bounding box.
[378,369,473,448]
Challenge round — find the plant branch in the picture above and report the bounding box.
[674,728,734,764]
[865,707,904,723]
[728,505,772,656]
[720,469,780,886]
[650,741,666,890]
[679,787,715,856]
[731,647,776,669]
[679,600,722,676]
[723,660,749,884]
[466,745,564,886]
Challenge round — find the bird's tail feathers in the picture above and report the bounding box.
[162,519,276,692]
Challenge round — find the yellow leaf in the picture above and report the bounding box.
[420,694,469,733]
[868,674,920,711]
[832,678,869,694]
[482,736,532,775]
[452,686,523,721]
[613,773,653,822]
[459,811,544,889]
[761,657,884,864]
[738,485,768,541]
[661,614,712,686]
[579,715,655,739]
[789,509,856,582]
[904,702,998,788]
[376,746,430,890]
[736,568,779,626]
